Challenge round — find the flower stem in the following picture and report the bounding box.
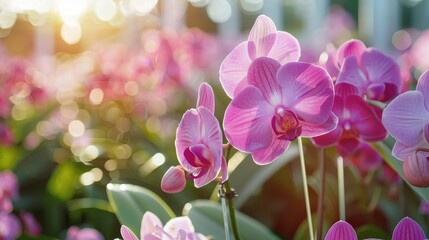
[316,148,326,240]
[224,181,241,240]
[220,185,231,240]
[337,156,345,220]
[298,137,314,240]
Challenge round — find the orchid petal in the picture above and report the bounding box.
[198,107,222,170]
[175,109,201,167]
[336,57,367,96]
[334,83,361,98]
[193,166,217,188]
[224,86,274,153]
[301,112,338,137]
[392,141,415,161]
[121,226,139,240]
[324,220,358,240]
[338,137,361,154]
[247,57,282,105]
[248,15,276,57]
[219,42,252,98]
[267,31,301,64]
[164,216,195,237]
[197,83,215,113]
[251,137,290,165]
[141,212,163,239]
[161,166,186,193]
[361,48,401,102]
[416,70,429,110]
[337,39,366,66]
[347,96,387,142]
[220,156,228,183]
[392,217,426,240]
[382,91,429,145]
[311,126,342,148]
[278,62,334,124]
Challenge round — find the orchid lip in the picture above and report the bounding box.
[271,106,302,141]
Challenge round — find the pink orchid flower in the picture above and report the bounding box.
[335,39,401,102]
[382,71,429,187]
[312,84,387,154]
[66,226,104,240]
[392,217,426,240]
[169,83,227,191]
[223,57,337,165]
[219,15,300,98]
[121,211,207,240]
[324,220,357,240]
[0,171,19,213]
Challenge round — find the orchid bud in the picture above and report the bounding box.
[392,217,426,240]
[161,166,186,193]
[324,220,357,240]
[403,152,429,187]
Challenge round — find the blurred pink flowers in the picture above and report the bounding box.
[66,226,104,240]
[0,171,19,213]
[120,211,207,240]
[0,213,21,240]
[224,57,337,164]
[219,15,300,98]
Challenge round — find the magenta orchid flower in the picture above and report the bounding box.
[20,212,42,236]
[347,142,382,176]
[66,226,104,240]
[166,83,227,191]
[392,217,426,240]
[219,15,300,98]
[121,211,207,240]
[223,57,337,165]
[382,71,429,187]
[324,220,357,240]
[335,39,401,102]
[312,84,386,154]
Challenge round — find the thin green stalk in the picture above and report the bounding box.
[337,156,345,220]
[220,143,241,240]
[316,148,326,240]
[298,137,315,240]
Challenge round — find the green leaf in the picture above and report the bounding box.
[356,225,389,239]
[106,183,175,235]
[373,142,429,202]
[185,200,281,240]
[47,161,83,201]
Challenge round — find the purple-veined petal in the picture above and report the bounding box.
[121,226,139,240]
[334,83,361,98]
[366,82,385,100]
[278,62,334,124]
[224,86,274,153]
[301,112,338,137]
[392,217,426,240]
[247,57,282,105]
[197,83,215,113]
[336,39,366,66]
[164,216,195,238]
[347,95,387,142]
[267,31,301,64]
[141,212,163,239]
[361,48,401,102]
[175,109,202,168]
[338,137,361,154]
[219,42,252,98]
[251,137,290,165]
[392,141,415,161]
[324,220,357,240]
[403,150,429,188]
[193,165,218,188]
[336,57,367,96]
[248,15,276,57]
[311,126,342,148]
[416,70,429,110]
[198,106,222,171]
[161,166,186,193]
[382,91,429,146]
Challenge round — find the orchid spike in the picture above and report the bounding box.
[165,83,227,191]
[324,220,357,240]
[224,57,337,165]
[220,15,300,98]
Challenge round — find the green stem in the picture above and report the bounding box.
[337,156,345,220]
[298,137,315,240]
[316,148,326,240]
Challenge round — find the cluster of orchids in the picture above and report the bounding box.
[147,14,429,240]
